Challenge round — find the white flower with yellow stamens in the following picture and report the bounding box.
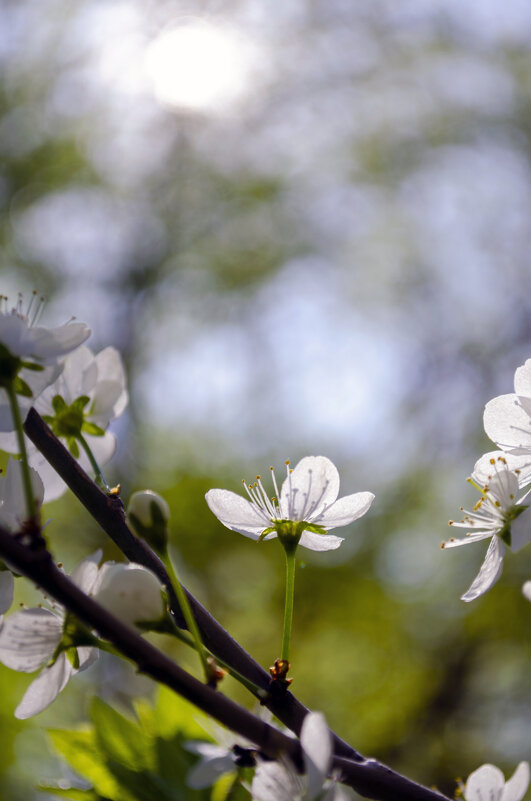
[443,453,531,602]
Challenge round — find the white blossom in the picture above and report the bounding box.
[443,454,531,602]
[0,552,101,718]
[92,562,164,627]
[0,345,128,501]
[464,762,529,801]
[185,721,251,789]
[251,712,350,801]
[0,293,90,431]
[0,458,44,615]
[484,359,531,487]
[206,456,374,552]
[523,581,531,602]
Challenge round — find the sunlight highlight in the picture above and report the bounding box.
[144,22,255,113]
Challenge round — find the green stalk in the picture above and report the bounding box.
[6,381,37,520]
[162,549,211,683]
[78,433,111,492]
[281,551,296,662]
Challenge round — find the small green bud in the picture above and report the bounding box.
[127,490,170,555]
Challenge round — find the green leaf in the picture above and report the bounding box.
[40,785,111,800]
[90,698,155,774]
[82,421,106,437]
[13,376,33,397]
[48,729,126,801]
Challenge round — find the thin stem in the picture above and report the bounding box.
[77,433,111,492]
[281,551,296,662]
[6,381,37,520]
[162,548,211,683]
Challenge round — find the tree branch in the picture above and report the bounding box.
[0,525,452,801]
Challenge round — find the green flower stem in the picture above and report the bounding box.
[6,381,37,520]
[281,550,296,663]
[162,549,211,683]
[77,433,111,492]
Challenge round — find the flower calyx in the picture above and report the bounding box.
[50,614,98,669]
[42,394,105,457]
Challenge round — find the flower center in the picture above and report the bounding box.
[1,291,46,327]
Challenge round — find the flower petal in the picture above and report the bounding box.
[465,764,505,801]
[314,492,374,529]
[280,457,340,521]
[186,748,236,789]
[472,451,531,489]
[70,551,103,595]
[502,762,530,801]
[484,394,531,453]
[205,489,270,537]
[94,563,164,626]
[523,581,531,602]
[301,712,331,800]
[15,653,74,719]
[0,608,63,671]
[461,537,506,603]
[251,759,302,801]
[514,360,531,398]
[28,322,91,363]
[299,531,344,551]
[78,431,117,473]
[509,505,531,552]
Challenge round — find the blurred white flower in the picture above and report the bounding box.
[0,345,128,501]
[443,454,531,602]
[463,761,529,801]
[185,721,251,789]
[523,581,531,602]
[92,562,164,627]
[484,358,531,487]
[0,293,90,431]
[206,456,374,552]
[0,551,101,718]
[0,458,44,615]
[252,712,350,801]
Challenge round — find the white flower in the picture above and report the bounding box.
[0,293,90,431]
[443,454,531,602]
[0,345,128,501]
[464,762,529,801]
[484,359,531,487]
[92,562,164,627]
[252,712,350,801]
[523,581,531,602]
[206,456,374,552]
[0,552,101,718]
[185,722,250,789]
[0,458,44,614]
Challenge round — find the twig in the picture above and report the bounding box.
[0,524,452,801]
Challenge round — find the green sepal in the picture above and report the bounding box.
[52,394,67,414]
[13,376,33,397]
[73,395,91,412]
[302,523,328,535]
[21,360,44,372]
[66,647,80,670]
[42,414,55,425]
[68,437,80,458]
[500,504,529,547]
[257,527,275,543]
[82,421,106,437]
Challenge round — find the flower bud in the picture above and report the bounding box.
[127,490,170,555]
[94,563,165,627]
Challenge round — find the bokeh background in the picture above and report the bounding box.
[1,0,531,798]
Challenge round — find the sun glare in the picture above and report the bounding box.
[144,22,255,113]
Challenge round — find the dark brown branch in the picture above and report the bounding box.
[0,525,452,801]
[25,407,358,759]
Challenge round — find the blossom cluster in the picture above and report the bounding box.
[442,359,531,602]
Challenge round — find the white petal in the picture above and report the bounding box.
[472,451,531,490]
[0,608,63,671]
[301,712,331,800]
[280,457,340,521]
[514,360,531,397]
[509,505,531,552]
[77,646,98,672]
[465,764,505,801]
[61,345,96,401]
[0,572,14,615]
[28,322,91,363]
[92,347,128,422]
[94,563,163,626]
[15,653,73,719]
[523,581,531,601]
[78,431,117,473]
[314,492,374,529]
[502,762,530,801]
[484,395,531,453]
[1,458,44,528]
[298,531,344,551]
[461,538,506,603]
[27,450,67,503]
[251,760,302,801]
[70,551,103,595]
[187,751,236,789]
[205,489,270,537]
